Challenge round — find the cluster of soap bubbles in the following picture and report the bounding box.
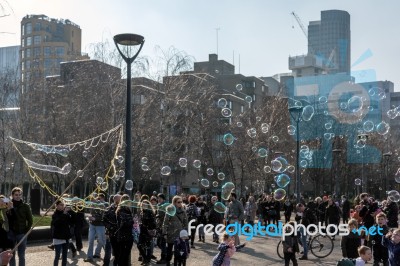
[217,98,232,118]
[299,145,314,168]
[141,157,150,172]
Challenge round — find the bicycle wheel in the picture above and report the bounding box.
[309,235,334,258]
[276,240,284,259]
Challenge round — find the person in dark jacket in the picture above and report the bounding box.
[51,200,72,266]
[6,187,33,266]
[384,199,399,228]
[382,228,400,266]
[195,196,209,242]
[341,196,351,224]
[283,199,293,223]
[137,200,157,265]
[173,230,190,266]
[156,193,167,264]
[371,213,389,266]
[208,196,224,243]
[115,194,134,266]
[0,195,13,252]
[103,193,122,266]
[325,198,341,239]
[359,194,378,229]
[186,195,199,248]
[295,203,316,260]
[340,219,361,259]
[282,221,299,266]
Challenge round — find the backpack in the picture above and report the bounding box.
[187,204,199,223]
[336,258,356,266]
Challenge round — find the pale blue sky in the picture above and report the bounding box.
[1,0,399,90]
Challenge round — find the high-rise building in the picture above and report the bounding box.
[0,45,20,74]
[289,10,351,77]
[20,14,88,93]
[308,10,351,75]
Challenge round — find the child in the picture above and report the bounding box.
[340,219,361,259]
[355,246,372,266]
[212,232,236,266]
[282,221,299,266]
[51,200,72,266]
[174,230,190,266]
[370,212,389,266]
[382,228,400,266]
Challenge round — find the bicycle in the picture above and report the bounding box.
[276,232,334,259]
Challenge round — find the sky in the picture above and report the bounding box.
[1,0,399,91]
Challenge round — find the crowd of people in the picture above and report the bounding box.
[0,187,400,266]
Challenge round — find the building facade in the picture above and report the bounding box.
[20,14,88,94]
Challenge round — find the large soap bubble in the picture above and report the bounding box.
[273,188,286,200]
[387,190,400,202]
[376,121,390,135]
[200,179,210,187]
[276,174,291,188]
[302,105,315,121]
[363,121,374,132]
[125,180,133,191]
[214,202,227,213]
[161,166,171,176]
[221,182,235,200]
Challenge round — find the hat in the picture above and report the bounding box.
[157,193,166,200]
[179,229,189,239]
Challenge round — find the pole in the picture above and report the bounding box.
[296,119,300,203]
[125,61,132,192]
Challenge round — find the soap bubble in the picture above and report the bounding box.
[356,139,366,149]
[287,125,296,135]
[376,121,390,135]
[276,174,291,188]
[125,180,133,190]
[363,121,374,132]
[319,96,327,104]
[212,181,218,187]
[221,108,232,118]
[245,96,252,103]
[236,122,243,127]
[161,166,172,176]
[325,122,333,130]
[272,136,279,142]
[200,179,210,187]
[387,190,400,202]
[263,166,271,173]
[324,133,332,140]
[118,170,125,178]
[221,182,235,200]
[141,157,148,164]
[217,172,226,180]
[96,176,104,184]
[100,182,108,191]
[355,178,362,186]
[257,148,268,158]
[77,170,84,177]
[236,84,243,91]
[247,128,257,138]
[271,159,282,172]
[206,168,214,176]
[261,123,269,133]
[179,158,187,167]
[348,96,363,113]
[165,204,177,216]
[214,202,227,213]
[302,105,315,121]
[300,160,308,168]
[82,150,88,157]
[117,156,124,164]
[274,188,287,200]
[141,164,149,171]
[395,168,400,183]
[287,165,295,173]
[387,109,398,119]
[217,98,227,108]
[193,160,201,169]
[223,133,235,145]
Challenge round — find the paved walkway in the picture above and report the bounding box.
[23,234,344,266]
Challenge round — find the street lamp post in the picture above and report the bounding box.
[383,152,392,197]
[289,106,303,203]
[114,33,145,191]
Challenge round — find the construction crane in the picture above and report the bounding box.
[291,11,308,38]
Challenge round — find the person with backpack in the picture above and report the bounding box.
[326,198,341,239]
[186,195,199,248]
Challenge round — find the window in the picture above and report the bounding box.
[26,48,31,58]
[25,22,32,34]
[21,50,25,59]
[44,47,51,56]
[34,23,41,31]
[33,35,41,45]
[21,38,24,47]
[44,59,52,69]
[26,37,32,46]
[25,60,31,69]
[33,47,41,57]
[241,105,244,113]
[55,47,64,56]
[21,25,25,36]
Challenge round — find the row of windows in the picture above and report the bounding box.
[21,46,65,59]
[21,58,63,71]
[21,35,46,47]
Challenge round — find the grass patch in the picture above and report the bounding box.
[32,215,52,227]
